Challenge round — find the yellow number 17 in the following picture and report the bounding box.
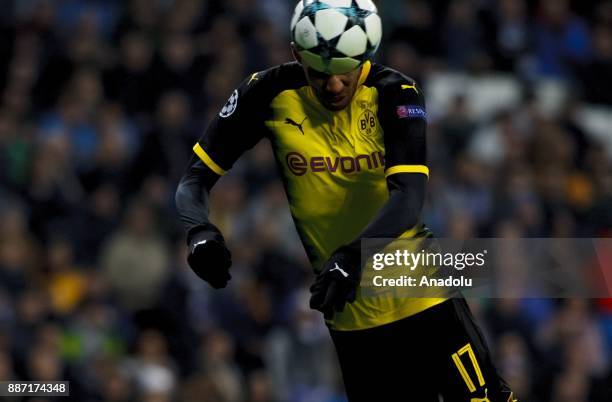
[452,343,485,393]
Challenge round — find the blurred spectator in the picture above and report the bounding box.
[153,33,209,104]
[208,175,248,241]
[45,238,86,315]
[439,94,476,157]
[247,369,274,402]
[181,372,226,402]
[580,25,612,105]
[96,360,133,402]
[239,140,278,195]
[383,40,423,82]
[86,102,139,188]
[164,0,211,35]
[444,0,488,71]
[550,368,589,402]
[37,88,100,173]
[129,90,196,188]
[67,182,121,266]
[0,110,34,190]
[114,0,160,39]
[103,31,156,116]
[61,299,126,365]
[0,205,37,297]
[486,0,531,73]
[26,344,63,381]
[537,299,609,377]
[469,109,526,168]
[33,9,111,112]
[100,197,170,312]
[200,329,244,402]
[26,135,84,238]
[265,288,339,402]
[389,0,439,59]
[533,0,592,79]
[0,348,15,381]
[124,329,177,399]
[496,333,533,401]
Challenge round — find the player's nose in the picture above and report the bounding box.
[325,75,344,94]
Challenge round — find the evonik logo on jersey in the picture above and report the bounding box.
[286,151,385,176]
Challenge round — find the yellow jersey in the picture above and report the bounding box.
[193,61,446,330]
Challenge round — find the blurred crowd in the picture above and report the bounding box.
[0,0,611,401]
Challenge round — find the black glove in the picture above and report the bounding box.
[187,226,232,289]
[310,247,361,319]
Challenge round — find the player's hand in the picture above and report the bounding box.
[310,248,361,319]
[187,228,232,289]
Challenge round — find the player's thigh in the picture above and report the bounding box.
[436,298,516,402]
[330,321,439,402]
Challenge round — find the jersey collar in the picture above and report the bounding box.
[357,60,371,87]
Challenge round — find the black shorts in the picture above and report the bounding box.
[329,298,517,402]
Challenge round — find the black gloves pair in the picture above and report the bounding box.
[187,226,361,320]
[309,247,362,320]
[187,226,232,289]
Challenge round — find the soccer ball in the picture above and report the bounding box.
[291,0,382,74]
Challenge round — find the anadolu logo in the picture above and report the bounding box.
[285,151,385,176]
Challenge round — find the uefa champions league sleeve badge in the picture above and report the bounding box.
[219,89,239,118]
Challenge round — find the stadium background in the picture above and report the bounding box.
[0,0,611,401]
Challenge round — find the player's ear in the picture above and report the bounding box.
[290,42,302,64]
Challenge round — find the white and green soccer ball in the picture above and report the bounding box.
[291,0,382,74]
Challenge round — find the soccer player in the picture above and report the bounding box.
[176,1,517,400]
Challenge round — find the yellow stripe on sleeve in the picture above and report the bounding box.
[385,165,429,178]
[193,143,227,176]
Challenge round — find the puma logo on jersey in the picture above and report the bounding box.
[506,392,518,402]
[470,389,490,402]
[284,117,308,135]
[401,83,418,94]
[248,72,259,85]
[330,263,349,278]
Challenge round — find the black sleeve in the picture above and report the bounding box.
[378,77,427,172]
[194,70,271,174]
[176,70,271,241]
[341,174,427,257]
[340,78,429,257]
[175,156,221,242]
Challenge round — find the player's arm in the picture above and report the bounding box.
[175,157,230,288]
[345,79,428,248]
[175,72,267,288]
[310,78,428,317]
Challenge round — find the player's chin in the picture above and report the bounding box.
[323,96,350,111]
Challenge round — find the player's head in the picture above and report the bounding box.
[290,0,382,110]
